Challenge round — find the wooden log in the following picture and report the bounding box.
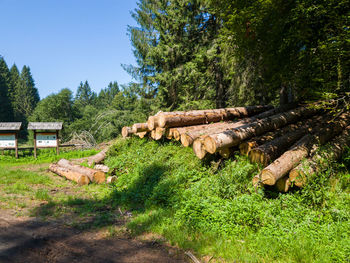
[275,176,292,192]
[57,159,106,183]
[94,164,110,173]
[150,129,157,140]
[132,123,149,133]
[49,164,90,185]
[122,126,133,138]
[249,128,309,166]
[147,116,158,131]
[155,127,166,140]
[204,106,319,154]
[193,138,207,159]
[290,125,350,187]
[107,176,117,184]
[137,131,148,138]
[158,105,273,128]
[239,123,301,156]
[87,149,108,165]
[259,115,350,185]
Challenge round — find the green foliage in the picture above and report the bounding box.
[0,57,13,121]
[104,138,350,262]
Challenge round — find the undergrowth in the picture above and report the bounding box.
[104,138,350,262]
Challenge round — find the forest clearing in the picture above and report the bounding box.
[1,0,349,262]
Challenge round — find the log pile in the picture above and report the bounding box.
[123,103,350,192]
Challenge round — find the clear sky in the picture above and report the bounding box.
[0,0,139,98]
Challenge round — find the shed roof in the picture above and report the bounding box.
[0,122,22,131]
[28,122,63,130]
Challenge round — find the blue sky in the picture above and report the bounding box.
[0,0,139,98]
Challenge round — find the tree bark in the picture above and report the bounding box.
[290,125,350,187]
[259,114,350,185]
[87,149,108,165]
[158,105,273,128]
[49,164,90,185]
[57,159,106,183]
[180,106,290,147]
[248,115,323,166]
[204,106,319,154]
[132,123,149,133]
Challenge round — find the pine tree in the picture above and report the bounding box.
[13,66,40,121]
[8,64,20,105]
[97,81,120,108]
[74,81,97,109]
[127,0,223,110]
[0,57,13,121]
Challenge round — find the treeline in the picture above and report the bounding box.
[0,56,151,142]
[127,0,349,109]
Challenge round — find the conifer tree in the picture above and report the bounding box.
[13,66,40,121]
[0,57,13,121]
[74,81,97,109]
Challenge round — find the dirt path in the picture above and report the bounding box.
[0,209,187,263]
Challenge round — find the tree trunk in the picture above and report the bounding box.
[155,127,166,140]
[158,105,273,128]
[218,148,231,158]
[137,131,148,138]
[122,126,133,138]
[239,123,300,156]
[180,106,289,147]
[248,115,323,166]
[49,164,90,185]
[275,176,291,192]
[204,106,319,154]
[87,149,108,165]
[147,116,159,131]
[57,159,106,183]
[193,137,207,159]
[132,123,149,133]
[290,125,350,187]
[259,114,350,186]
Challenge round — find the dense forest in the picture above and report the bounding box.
[0,0,349,143]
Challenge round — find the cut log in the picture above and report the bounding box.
[239,123,300,156]
[147,116,158,131]
[155,127,166,140]
[248,117,320,166]
[132,123,149,133]
[290,125,350,187]
[204,106,319,154]
[150,129,157,140]
[137,131,148,138]
[122,126,133,138]
[158,105,273,128]
[252,175,260,187]
[57,159,106,183]
[94,164,110,173]
[107,176,117,184]
[87,149,108,165]
[193,138,207,159]
[180,106,291,147]
[259,114,350,185]
[49,164,90,185]
[275,176,292,192]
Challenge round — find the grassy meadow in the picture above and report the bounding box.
[0,139,349,262]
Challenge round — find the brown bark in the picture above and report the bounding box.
[57,159,106,184]
[259,115,350,186]
[49,164,90,185]
[132,123,149,133]
[193,137,207,159]
[180,106,289,147]
[121,126,133,138]
[204,106,319,154]
[290,125,350,187]
[158,105,273,128]
[87,149,107,165]
[239,123,300,156]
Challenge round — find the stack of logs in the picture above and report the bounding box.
[48,149,113,185]
[122,104,350,192]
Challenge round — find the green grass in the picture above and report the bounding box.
[0,138,349,262]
